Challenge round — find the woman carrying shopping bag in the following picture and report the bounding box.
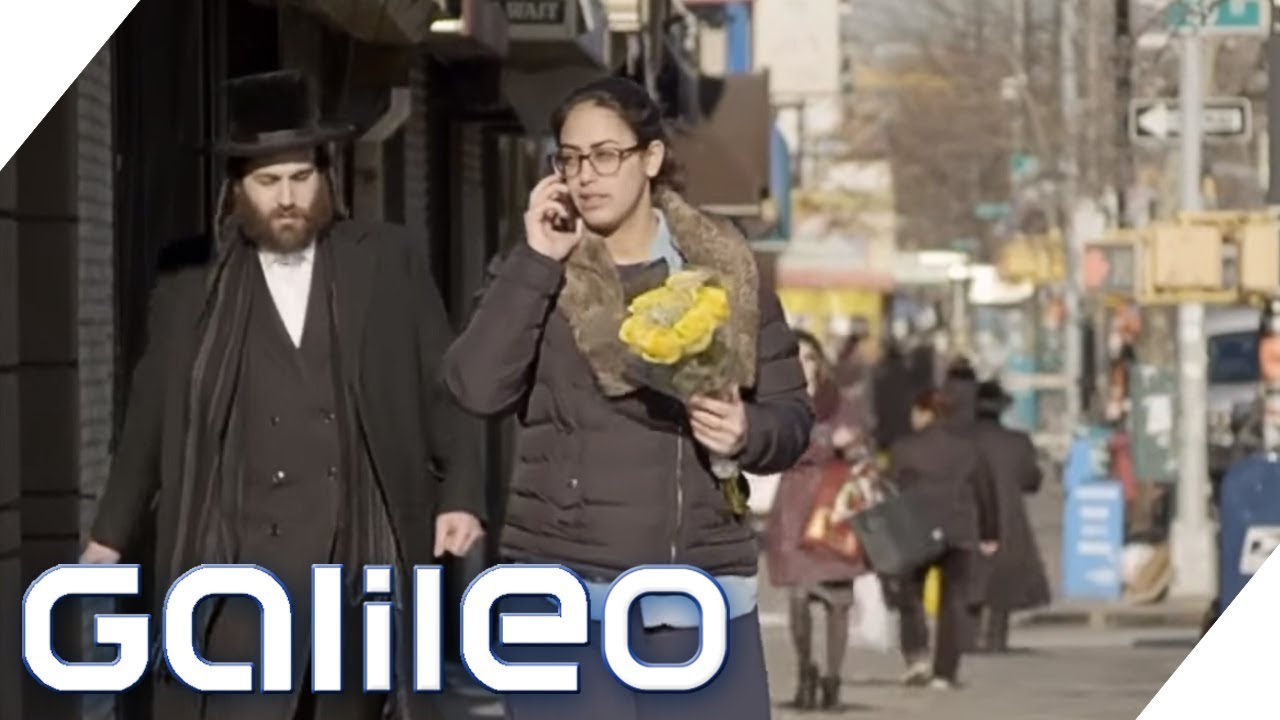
[764,330,875,711]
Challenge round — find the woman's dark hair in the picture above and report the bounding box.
[837,332,863,364]
[793,329,839,418]
[793,329,830,370]
[913,388,947,416]
[549,77,685,192]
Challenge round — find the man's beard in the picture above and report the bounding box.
[234,189,334,253]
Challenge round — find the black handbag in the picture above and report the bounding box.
[850,482,947,577]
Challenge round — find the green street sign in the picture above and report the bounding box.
[1167,0,1270,35]
[1011,153,1038,182]
[974,202,1012,221]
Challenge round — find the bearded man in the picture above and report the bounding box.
[80,69,485,720]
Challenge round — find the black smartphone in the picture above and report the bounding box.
[552,196,579,234]
[543,152,578,233]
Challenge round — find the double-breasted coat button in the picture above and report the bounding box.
[269,523,281,538]
[327,466,338,479]
[270,416,281,427]
[321,410,335,423]
[272,470,286,485]
[568,478,579,490]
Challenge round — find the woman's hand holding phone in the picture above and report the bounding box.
[524,174,583,261]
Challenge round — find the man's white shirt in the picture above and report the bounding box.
[257,242,315,348]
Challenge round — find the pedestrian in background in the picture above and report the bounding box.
[765,330,867,711]
[885,363,1000,690]
[442,76,813,720]
[833,326,876,437]
[872,339,915,453]
[969,379,1051,653]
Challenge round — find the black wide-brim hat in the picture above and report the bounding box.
[976,379,1013,413]
[212,69,356,157]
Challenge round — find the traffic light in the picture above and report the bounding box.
[1239,220,1280,294]
[1149,222,1224,290]
[1016,211,1279,303]
[1082,238,1139,296]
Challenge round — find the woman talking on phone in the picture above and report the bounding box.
[442,77,813,719]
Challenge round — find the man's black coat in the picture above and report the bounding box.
[90,219,485,718]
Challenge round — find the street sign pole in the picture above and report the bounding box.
[1269,4,1280,203]
[1060,0,1083,431]
[1171,18,1218,599]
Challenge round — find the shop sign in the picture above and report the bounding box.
[503,0,582,39]
[505,0,567,24]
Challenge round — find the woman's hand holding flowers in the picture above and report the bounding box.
[687,391,748,457]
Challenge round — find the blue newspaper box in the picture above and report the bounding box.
[1063,428,1112,494]
[1062,481,1125,600]
[1219,454,1280,612]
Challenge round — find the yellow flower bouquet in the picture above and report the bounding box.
[618,267,732,398]
[617,267,750,515]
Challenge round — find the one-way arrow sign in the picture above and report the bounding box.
[1129,97,1253,143]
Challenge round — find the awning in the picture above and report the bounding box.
[668,72,771,216]
[502,65,608,135]
[499,0,611,134]
[256,0,447,45]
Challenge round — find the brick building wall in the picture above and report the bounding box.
[76,48,118,720]
[0,47,115,720]
[0,113,22,720]
[404,54,431,241]
[77,49,116,560]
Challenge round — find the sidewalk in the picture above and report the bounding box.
[1019,477,1210,632]
[434,623,1194,720]
[1013,597,1209,630]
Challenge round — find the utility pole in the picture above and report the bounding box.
[1169,16,1216,599]
[1269,7,1280,205]
[1114,0,1134,226]
[1060,0,1084,426]
[1010,0,1027,179]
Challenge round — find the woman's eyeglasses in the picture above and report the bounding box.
[550,144,644,178]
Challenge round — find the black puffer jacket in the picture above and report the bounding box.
[443,191,813,581]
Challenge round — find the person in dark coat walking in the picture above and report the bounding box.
[885,366,999,690]
[969,380,1051,652]
[79,70,486,720]
[442,77,813,720]
[871,341,915,453]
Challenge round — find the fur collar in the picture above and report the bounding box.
[557,187,760,397]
